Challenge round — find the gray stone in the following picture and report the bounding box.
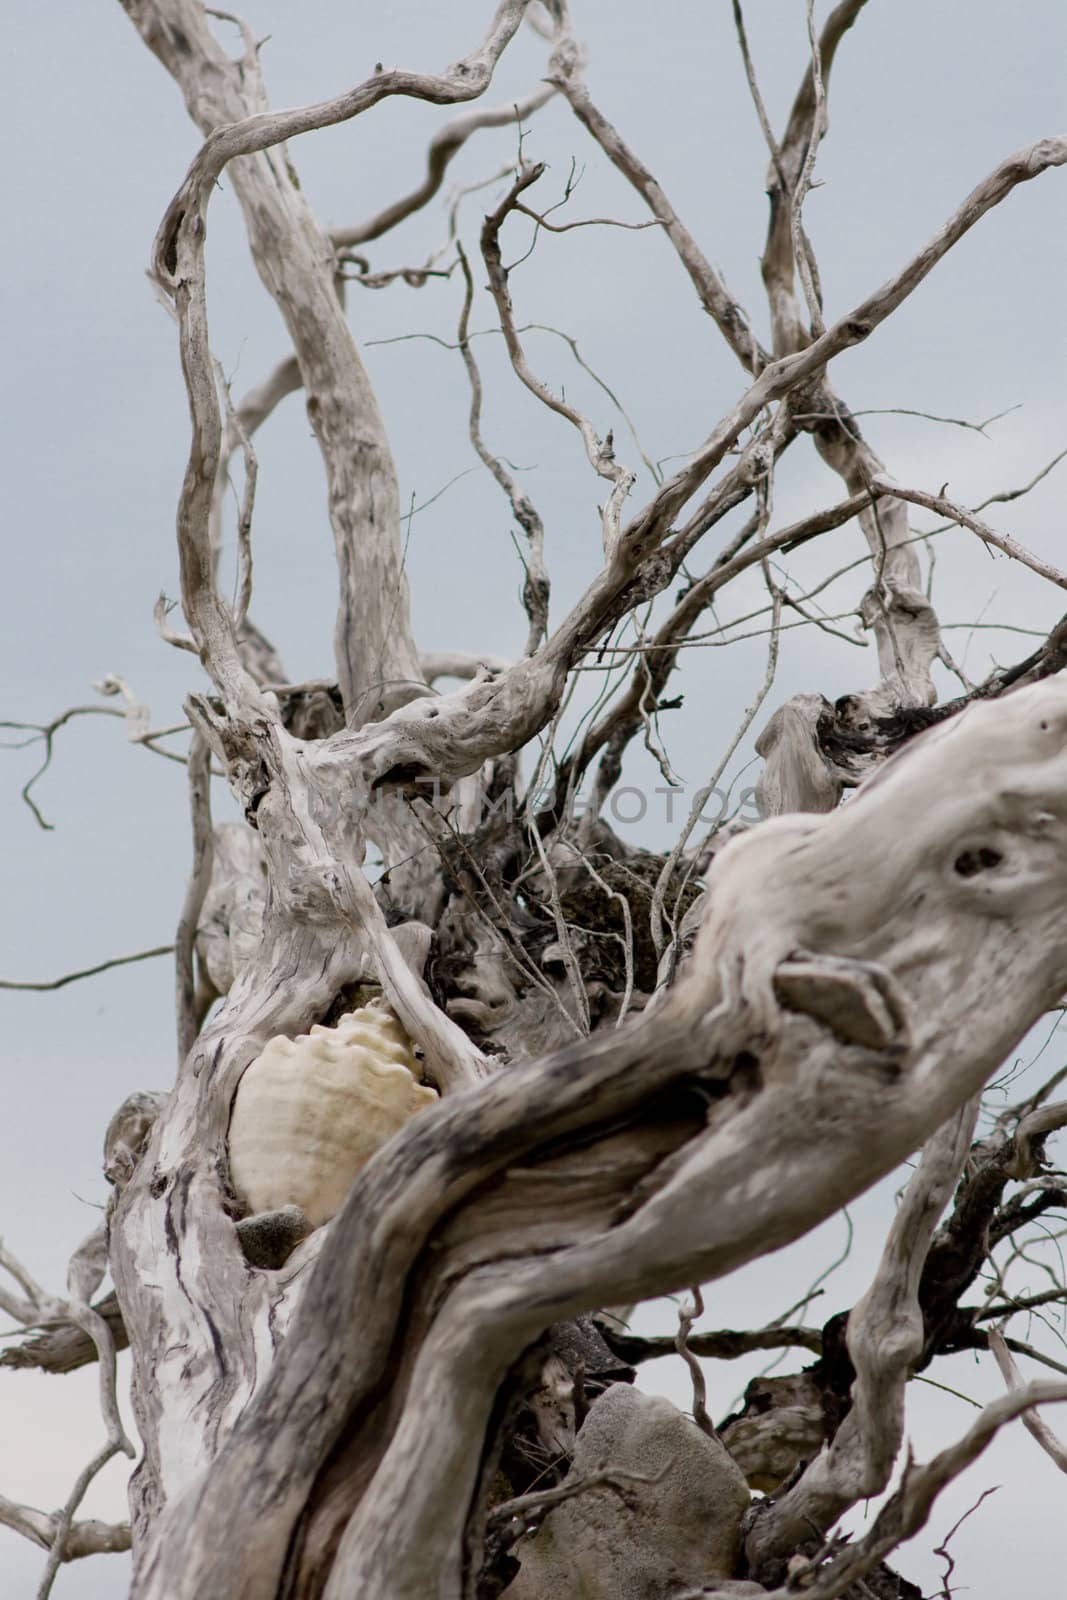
[677,1585,767,1598]
[504,1383,751,1600]
[235,1204,311,1269]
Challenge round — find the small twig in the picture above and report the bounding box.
[675,1286,715,1438]
[932,1485,1000,1600]
[480,163,635,552]
[911,1373,983,1410]
[0,707,122,829]
[928,442,1067,523]
[455,242,548,652]
[511,200,655,236]
[731,1,786,178]
[329,85,557,251]
[979,445,1067,508]
[0,945,175,993]
[649,586,783,956]
[340,260,456,289]
[153,592,199,655]
[522,322,662,485]
[487,1460,667,1542]
[794,402,1021,437]
[975,1288,1067,1323]
[791,0,827,337]
[551,39,768,374]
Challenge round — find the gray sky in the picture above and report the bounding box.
[3,2,1067,1594]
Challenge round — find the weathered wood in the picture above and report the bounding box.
[109,676,1067,1597]
[74,7,1067,1599]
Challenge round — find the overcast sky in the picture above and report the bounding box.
[4,3,1067,1595]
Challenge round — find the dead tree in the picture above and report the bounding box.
[5,3,1067,1597]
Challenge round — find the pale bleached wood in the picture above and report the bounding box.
[743,1095,980,1571]
[988,1327,1067,1474]
[100,8,1067,1597]
[120,677,1067,1597]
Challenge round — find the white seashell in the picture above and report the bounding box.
[228,1002,438,1228]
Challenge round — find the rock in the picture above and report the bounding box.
[685,1585,767,1598]
[235,1205,311,1270]
[719,1372,826,1493]
[504,1383,751,1600]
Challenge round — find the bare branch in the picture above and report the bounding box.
[988,1325,1067,1471]
[332,853,493,1092]
[611,133,1067,613]
[487,1461,666,1537]
[213,360,257,632]
[33,1441,129,1600]
[0,1496,129,1562]
[649,586,783,956]
[153,593,199,655]
[931,1485,1000,1600]
[791,0,828,337]
[759,0,870,356]
[794,401,1022,436]
[330,84,557,249]
[523,322,663,485]
[731,2,785,175]
[110,672,1067,1596]
[550,33,767,373]
[872,476,1067,593]
[175,732,214,1064]
[746,1096,980,1571]
[0,1291,128,1375]
[479,163,635,553]
[137,0,548,724]
[974,442,1067,510]
[975,1287,1067,1324]
[27,1226,135,1597]
[455,241,548,652]
[511,201,656,237]
[0,945,175,993]
[148,0,543,297]
[600,1322,823,1365]
[0,1243,63,1327]
[675,1286,715,1438]
[0,706,122,829]
[770,1382,1067,1600]
[420,651,511,684]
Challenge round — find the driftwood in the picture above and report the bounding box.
[5,3,1067,1597]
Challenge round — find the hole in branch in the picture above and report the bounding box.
[954,846,1004,878]
[731,1051,763,1097]
[372,761,435,790]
